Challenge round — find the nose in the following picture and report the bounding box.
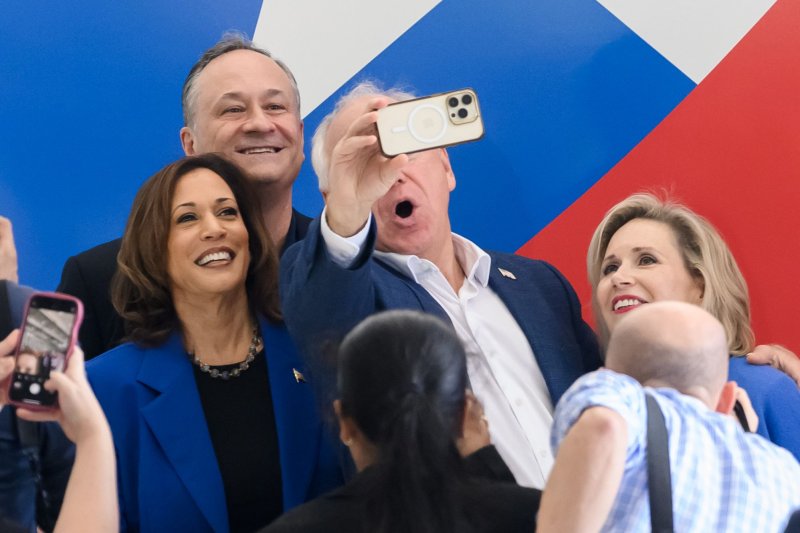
[242,108,276,133]
[201,216,227,240]
[609,264,633,288]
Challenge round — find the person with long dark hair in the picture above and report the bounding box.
[87,154,342,532]
[264,310,540,533]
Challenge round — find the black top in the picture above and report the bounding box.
[261,446,540,533]
[57,209,313,359]
[193,347,283,532]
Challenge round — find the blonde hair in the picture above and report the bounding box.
[587,193,754,355]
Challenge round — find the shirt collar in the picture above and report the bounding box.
[374,233,492,287]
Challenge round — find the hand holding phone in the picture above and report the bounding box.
[376,88,485,157]
[6,292,83,410]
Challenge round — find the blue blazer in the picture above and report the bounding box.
[280,218,601,405]
[87,316,344,532]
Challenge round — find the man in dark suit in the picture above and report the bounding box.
[58,34,312,359]
[280,82,601,489]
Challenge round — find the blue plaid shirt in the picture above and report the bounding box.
[552,369,800,532]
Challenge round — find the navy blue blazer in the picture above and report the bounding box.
[280,218,601,405]
[87,316,343,532]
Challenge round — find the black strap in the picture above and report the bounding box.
[732,400,752,432]
[646,393,674,533]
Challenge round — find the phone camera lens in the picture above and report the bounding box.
[448,97,459,108]
[461,94,473,105]
[457,108,469,119]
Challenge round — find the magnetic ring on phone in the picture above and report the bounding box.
[407,104,447,144]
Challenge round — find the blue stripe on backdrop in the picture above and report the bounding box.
[1,0,262,290]
[294,0,695,255]
[2,0,693,291]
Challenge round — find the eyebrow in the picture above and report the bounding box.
[218,88,286,102]
[602,246,659,262]
[172,197,234,215]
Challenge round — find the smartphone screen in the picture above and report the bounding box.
[9,295,80,407]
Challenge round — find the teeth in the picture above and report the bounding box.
[614,298,642,311]
[243,147,278,154]
[197,251,231,266]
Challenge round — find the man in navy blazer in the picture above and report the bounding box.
[280,82,601,489]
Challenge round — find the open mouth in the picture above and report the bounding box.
[237,146,281,155]
[612,297,646,312]
[195,249,235,266]
[395,200,414,219]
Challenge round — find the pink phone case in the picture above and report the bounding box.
[6,291,84,411]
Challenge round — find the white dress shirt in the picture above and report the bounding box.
[320,208,555,488]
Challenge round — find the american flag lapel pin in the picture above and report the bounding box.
[498,268,517,280]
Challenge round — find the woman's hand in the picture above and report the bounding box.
[747,344,800,387]
[457,390,491,457]
[16,344,111,445]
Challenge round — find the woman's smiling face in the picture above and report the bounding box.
[596,218,704,333]
[166,168,250,304]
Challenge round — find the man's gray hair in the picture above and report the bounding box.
[181,31,301,127]
[311,81,416,192]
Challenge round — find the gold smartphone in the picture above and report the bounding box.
[376,88,484,157]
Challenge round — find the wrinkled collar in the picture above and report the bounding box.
[374,233,491,287]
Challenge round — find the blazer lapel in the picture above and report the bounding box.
[261,317,321,509]
[374,261,452,323]
[137,334,228,532]
[487,254,573,402]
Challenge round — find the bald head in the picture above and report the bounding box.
[606,301,729,407]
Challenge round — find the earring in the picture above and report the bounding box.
[343,438,353,447]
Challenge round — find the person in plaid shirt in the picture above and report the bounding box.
[538,301,800,532]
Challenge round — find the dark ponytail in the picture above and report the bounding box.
[338,310,469,533]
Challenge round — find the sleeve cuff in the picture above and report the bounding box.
[320,206,372,268]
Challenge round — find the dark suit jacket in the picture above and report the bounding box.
[262,446,540,533]
[280,218,601,406]
[58,209,312,359]
[87,316,343,533]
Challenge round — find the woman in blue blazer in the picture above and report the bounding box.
[87,154,343,532]
[587,193,800,460]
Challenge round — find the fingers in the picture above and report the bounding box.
[342,109,380,141]
[0,216,19,283]
[0,330,19,357]
[16,407,58,423]
[746,344,776,366]
[64,345,87,382]
[0,356,14,381]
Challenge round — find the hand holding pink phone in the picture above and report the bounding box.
[6,292,83,410]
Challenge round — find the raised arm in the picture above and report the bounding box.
[537,406,627,533]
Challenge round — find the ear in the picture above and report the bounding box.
[333,399,354,446]
[439,149,456,191]
[180,126,197,156]
[714,381,737,415]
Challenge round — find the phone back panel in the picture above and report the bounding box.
[377,88,485,157]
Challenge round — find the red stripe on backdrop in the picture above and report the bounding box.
[518,0,800,353]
